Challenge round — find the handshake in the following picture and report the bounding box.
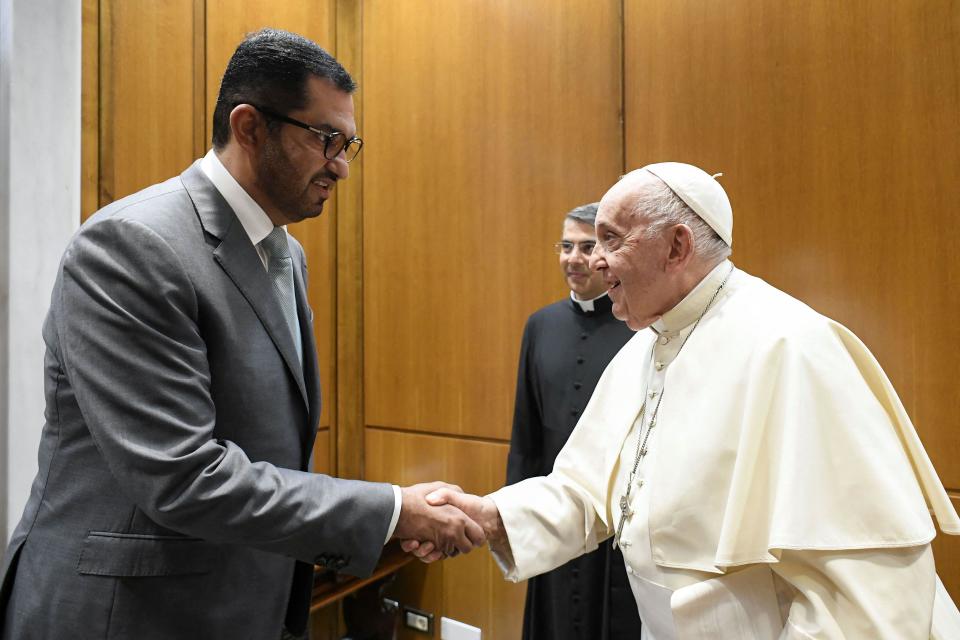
[391,482,507,564]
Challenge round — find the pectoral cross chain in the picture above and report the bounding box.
[611,265,734,552]
[613,404,658,550]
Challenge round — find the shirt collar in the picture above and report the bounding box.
[199,149,277,246]
[652,259,733,336]
[570,290,610,313]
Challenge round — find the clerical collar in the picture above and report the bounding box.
[652,259,733,336]
[570,291,610,313]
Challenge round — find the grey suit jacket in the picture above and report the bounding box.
[0,162,395,639]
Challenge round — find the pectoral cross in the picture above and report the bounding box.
[613,479,642,549]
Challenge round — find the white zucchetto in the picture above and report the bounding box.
[643,162,734,247]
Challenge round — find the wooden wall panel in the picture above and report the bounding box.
[333,0,365,480]
[312,428,331,475]
[80,0,99,221]
[99,0,199,204]
[205,1,339,430]
[366,428,525,638]
[362,0,623,440]
[624,0,960,597]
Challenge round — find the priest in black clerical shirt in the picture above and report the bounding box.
[506,203,639,640]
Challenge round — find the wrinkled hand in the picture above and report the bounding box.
[401,489,507,564]
[392,482,486,560]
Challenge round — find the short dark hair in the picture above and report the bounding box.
[565,202,599,226]
[211,28,356,149]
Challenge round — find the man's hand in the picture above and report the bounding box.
[400,489,511,564]
[392,482,486,559]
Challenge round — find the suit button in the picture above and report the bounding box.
[576,356,584,364]
[580,333,588,340]
[573,382,582,390]
[570,408,578,416]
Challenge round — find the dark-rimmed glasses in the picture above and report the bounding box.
[250,104,363,162]
[554,240,597,256]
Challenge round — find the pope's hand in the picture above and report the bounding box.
[426,489,501,537]
[401,489,509,564]
[392,482,486,559]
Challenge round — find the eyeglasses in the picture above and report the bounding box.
[554,240,597,256]
[250,104,363,162]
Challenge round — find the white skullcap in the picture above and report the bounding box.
[642,162,733,247]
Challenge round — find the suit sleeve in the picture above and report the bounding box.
[56,217,394,576]
[506,317,544,485]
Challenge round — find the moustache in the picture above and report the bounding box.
[312,171,338,184]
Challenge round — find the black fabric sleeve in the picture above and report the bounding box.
[506,317,544,485]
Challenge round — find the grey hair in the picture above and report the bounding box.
[565,202,599,226]
[632,175,732,265]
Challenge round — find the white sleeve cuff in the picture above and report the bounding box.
[490,545,521,583]
[384,484,402,545]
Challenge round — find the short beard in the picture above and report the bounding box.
[257,134,313,222]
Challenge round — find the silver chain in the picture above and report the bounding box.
[613,265,735,549]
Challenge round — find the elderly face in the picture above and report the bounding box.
[589,173,675,330]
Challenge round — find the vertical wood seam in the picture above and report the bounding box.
[97,0,112,207]
[335,0,364,481]
[80,0,100,220]
[193,0,207,158]
[619,0,626,175]
[328,0,340,480]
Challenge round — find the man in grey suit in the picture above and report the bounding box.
[0,28,483,639]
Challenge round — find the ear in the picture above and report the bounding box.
[229,104,267,154]
[665,223,695,270]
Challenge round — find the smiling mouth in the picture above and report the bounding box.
[608,279,621,290]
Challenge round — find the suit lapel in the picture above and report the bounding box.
[291,255,323,467]
[180,162,309,410]
[291,252,322,426]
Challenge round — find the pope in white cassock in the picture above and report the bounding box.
[406,162,960,639]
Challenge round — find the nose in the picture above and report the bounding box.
[328,154,349,180]
[588,246,606,272]
[568,247,588,264]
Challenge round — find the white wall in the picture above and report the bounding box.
[0,0,80,544]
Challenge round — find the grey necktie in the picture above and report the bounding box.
[260,227,303,365]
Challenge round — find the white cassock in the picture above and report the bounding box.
[490,260,960,639]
